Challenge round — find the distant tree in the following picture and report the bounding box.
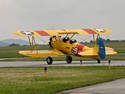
[121,40,125,42]
[106,39,110,42]
[90,40,93,43]
[108,40,119,42]
[9,43,20,46]
[80,42,84,44]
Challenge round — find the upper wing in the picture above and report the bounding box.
[19,49,65,57]
[14,28,112,37]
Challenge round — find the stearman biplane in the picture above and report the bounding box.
[14,28,117,64]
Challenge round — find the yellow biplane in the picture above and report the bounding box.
[14,28,117,64]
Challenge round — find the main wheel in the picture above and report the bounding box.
[46,57,53,65]
[66,56,72,64]
[97,59,101,63]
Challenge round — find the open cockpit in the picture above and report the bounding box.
[49,35,77,48]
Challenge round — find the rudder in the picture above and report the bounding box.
[94,38,106,59]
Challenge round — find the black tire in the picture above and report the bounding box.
[46,57,53,65]
[108,60,111,64]
[66,56,72,64]
[97,59,101,63]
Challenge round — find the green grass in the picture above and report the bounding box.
[0,41,125,61]
[0,66,125,94]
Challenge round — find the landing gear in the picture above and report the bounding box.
[108,59,111,64]
[46,57,53,65]
[66,56,72,64]
[108,59,111,70]
[97,59,101,63]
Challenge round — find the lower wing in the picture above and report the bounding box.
[19,49,65,57]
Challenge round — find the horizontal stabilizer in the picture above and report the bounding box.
[78,47,117,57]
[105,47,117,55]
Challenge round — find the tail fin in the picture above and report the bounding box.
[94,38,106,59]
[94,38,117,59]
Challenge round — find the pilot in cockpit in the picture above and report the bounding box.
[69,39,77,44]
[63,37,70,42]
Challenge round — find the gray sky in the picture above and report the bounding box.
[0,0,125,41]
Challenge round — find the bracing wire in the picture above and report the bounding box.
[36,36,49,45]
[79,35,92,42]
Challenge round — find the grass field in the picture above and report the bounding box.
[0,41,125,61]
[0,66,124,94]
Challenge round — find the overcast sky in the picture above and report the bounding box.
[0,0,125,41]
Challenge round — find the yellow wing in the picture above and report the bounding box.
[14,28,112,36]
[19,49,64,57]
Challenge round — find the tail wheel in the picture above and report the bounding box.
[46,57,53,65]
[66,56,72,64]
[97,59,101,63]
[108,60,111,64]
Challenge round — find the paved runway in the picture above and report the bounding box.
[0,60,125,67]
[58,78,125,94]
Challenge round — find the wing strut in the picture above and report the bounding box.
[27,36,37,51]
[70,34,75,39]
